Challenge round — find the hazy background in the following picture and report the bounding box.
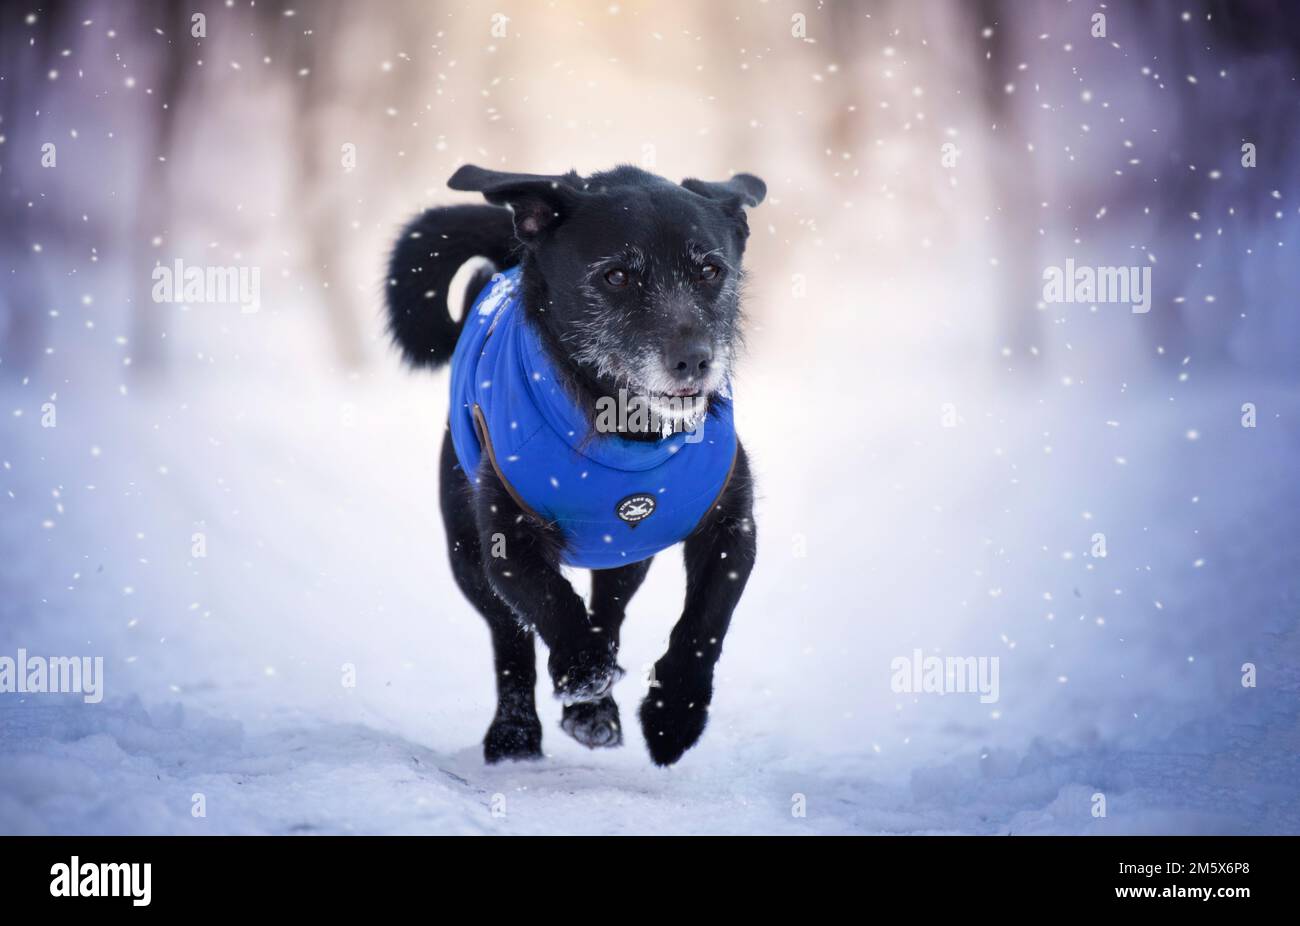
[2,0,1298,834]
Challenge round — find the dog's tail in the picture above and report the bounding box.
[385,204,518,370]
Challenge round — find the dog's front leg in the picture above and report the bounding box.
[475,474,624,705]
[640,444,756,766]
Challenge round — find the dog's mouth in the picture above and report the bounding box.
[645,388,712,425]
[576,345,731,437]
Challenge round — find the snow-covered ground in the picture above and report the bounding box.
[3,297,1298,834]
[5,0,1300,837]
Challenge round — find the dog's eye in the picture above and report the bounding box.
[699,264,721,282]
[604,268,629,287]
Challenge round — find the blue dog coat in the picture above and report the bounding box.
[448,266,738,569]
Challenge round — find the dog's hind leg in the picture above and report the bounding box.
[560,559,653,749]
[439,430,542,763]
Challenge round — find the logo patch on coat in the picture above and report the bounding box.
[616,493,656,526]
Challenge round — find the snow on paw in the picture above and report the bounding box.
[549,646,624,706]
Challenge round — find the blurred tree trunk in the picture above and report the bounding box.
[269,0,366,371]
[130,0,196,378]
[969,0,1042,375]
[824,0,868,157]
[0,3,74,377]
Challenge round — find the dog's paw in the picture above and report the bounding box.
[483,714,543,764]
[560,697,623,749]
[638,671,713,766]
[549,644,624,706]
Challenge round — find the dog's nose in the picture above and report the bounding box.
[666,339,713,382]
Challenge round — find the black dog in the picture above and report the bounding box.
[385,164,765,766]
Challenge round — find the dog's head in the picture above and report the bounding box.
[449,164,765,427]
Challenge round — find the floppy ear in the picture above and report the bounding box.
[680,173,767,209]
[447,164,581,244]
